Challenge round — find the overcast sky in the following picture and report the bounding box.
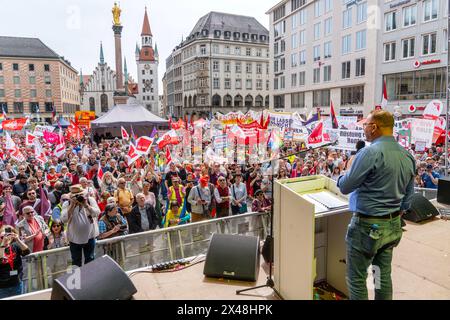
[1,0,275,88]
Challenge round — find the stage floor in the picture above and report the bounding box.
[11,217,450,300]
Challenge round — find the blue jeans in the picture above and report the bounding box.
[69,238,96,267]
[346,215,403,300]
[0,281,23,299]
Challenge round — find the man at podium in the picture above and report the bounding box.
[336,110,415,300]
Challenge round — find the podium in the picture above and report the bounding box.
[273,175,351,300]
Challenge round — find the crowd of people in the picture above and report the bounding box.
[0,128,448,298]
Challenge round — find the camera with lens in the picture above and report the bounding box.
[119,225,127,231]
[76,195,86,203]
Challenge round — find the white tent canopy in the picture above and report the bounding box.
[91,101,168,138]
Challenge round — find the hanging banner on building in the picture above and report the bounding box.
[410,118,435,147]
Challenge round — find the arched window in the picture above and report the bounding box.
[255,95,264,107]
[101,94,108,113]
[265,95,270,108]
[193,95,197,107]
[223,95,232,107]
[89,97,95,112]
[245,95,253,108]
[188,96,192,108]
[234,95,243,107]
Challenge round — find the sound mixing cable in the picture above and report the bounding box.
[128,255,205,278]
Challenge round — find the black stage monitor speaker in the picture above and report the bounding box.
[437,177,450,205]
[403,193,439,223]
[51,255,137,300]
[203,233,260,282]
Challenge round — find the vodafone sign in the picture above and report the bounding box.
[414,59,441,68]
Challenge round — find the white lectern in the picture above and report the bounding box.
[273,175,352,300]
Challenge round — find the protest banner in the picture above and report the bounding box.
[411,118,435,147]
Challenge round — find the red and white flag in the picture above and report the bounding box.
[33,139,48,164]
[380,80,388,110]
[135,136,153,155]
[156,130,180,149]
[26,132,38,146]
[165,147,172,164]
[126,144,140,166]
[97,165,104,180]
[121,126,130,141]
[307,121,329,146]
[53,129,66,159]
[5,132,26,162]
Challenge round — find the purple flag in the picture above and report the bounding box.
[39,186,51,219]
[3,195,17,227]
[150,127,158,139]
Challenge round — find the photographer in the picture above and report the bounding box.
[98,204,128,239]
[0,225,30,298]
[61,185,100,267]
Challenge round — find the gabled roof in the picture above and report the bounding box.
[0,36,60,59]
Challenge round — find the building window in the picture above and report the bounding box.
[200,45,206,55]
[44,64,50,72]
[256,79,262,90]
[291,53,298,67]
[46,89,52,97]
[342,61,351,79]
[402,37,415,58]
[313,68,320,83]
[357,2,367,23]
[213,78,220,89]
[403,5,417,27]
[291,92,305,109]
[13,63,19,71]
[423,0,438,22]
[385,11,397,32]
[213,44,219,54]
[299,8,306,25]
[28,64,35,71]
[246,79,253,90]
[13,76,20,84]
[257,63,262,74]
[281,40,286,52]
[29,76,36,84]
[280,58,285,71]
[13,102,23,113]
[256,48,262,57]
[342,35,352,54]
[313,89,330,107]
[45,76,51,84]
[356,30,366,50]
[246,48,252,56]
[384,67,446,101]
[235,47,241,55]
[246,63,252,73]
[324,65,332,82]
[299,71,305,86]
[299,30,306,45]
[274,42,279,55]
[225,61,231,72]
[280,76,285,89]
[314,0,322,17]
[266,80,270,91]
[273,4,286,21]
[0,89,4,98]
[292,33,298,49]
[343,8,352,29]
[235,62,241,73]
[0,63,2,70]
[324,18,332,36]
[291,73,297,87]
[422,33,437,55]
[274,20,286,37]
[313,45,321,61]
[225,78,231,89]
[142,70,145,75]
[213,61,220,71]
[30,102,39,113]
[274,95,285,109]
[444,30,448,52]
[314,23,321,41]
[0,102,7,113]
[324,41,332,59]
[299,50,306,65]
[341,86,364,105]
[0,76,3,84]
[274,79,279,91]
[274,60,279,73]
[384,42,396,61]
[30,89,37,98]
[324,0,332,13]
[355,58,366,77]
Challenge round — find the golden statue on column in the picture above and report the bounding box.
[112,2,121,26]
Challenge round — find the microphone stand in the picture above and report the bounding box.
[236,141,337,298]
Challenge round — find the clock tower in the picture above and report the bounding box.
[136,6,159,114]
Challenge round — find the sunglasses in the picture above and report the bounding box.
[52,224,62,228]
[24,211,33,215]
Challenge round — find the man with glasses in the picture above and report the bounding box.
[16,206,49,253]
[337,110,415,300]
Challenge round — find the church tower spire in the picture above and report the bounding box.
[100,42,105,64]
[141,6,153,48]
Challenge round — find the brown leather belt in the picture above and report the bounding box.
[355,211,401,219]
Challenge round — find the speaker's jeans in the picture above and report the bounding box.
[345,215,403,300]
[69,238,97,267]
[0,281,23,299]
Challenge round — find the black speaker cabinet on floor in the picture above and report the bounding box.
[51,255,137,300]
[437,177,450,205]
[203,233,260,282]
[403,193,439,223]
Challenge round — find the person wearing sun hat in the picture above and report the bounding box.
[61,184,100,267]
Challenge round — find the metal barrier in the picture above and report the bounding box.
[414,187,438,200]
[21,211,269,294]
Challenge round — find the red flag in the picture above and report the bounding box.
[165,147,172,164]
[308,122,324,145]
[380,79,388,110]
[1,118,27,131]
[330,100,339,129]
[121,126,130,140]
[43,130,61,144]
[135,136,153,154]
[97,165,104,180]
[126,144,140,166]
[67,120,83,139]
[26,132,38,146]
[157,130,180,149]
